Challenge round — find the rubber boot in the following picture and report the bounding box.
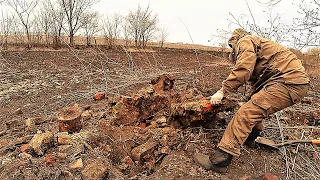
[244,128,261,148]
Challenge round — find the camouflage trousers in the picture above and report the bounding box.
[218,82,309,156]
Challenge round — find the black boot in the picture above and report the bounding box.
[209,149,233,167]
[244,128,261,148]
[193,149,233,173]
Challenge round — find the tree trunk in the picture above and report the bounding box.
[86,36,90,46]
[69,29,74,47]
[56,104,83,133]
[26,28,31,49]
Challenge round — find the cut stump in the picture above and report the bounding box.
[56,104,82,133]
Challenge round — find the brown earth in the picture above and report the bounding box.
[1,47,320,179]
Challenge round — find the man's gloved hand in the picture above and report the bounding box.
[210,90,224,105]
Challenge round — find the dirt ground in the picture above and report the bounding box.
[1,47,320,179]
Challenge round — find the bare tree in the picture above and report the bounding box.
[81,11,100,46]
[158,26,168,48]
[44,0,65,48]
[7,0,38,48]
[0,12,14,48]
[103,13,122,49]
[291,0,320,49]
[125,4,159,48]
[37,2,53,46]
[228,0,291,43]
[32,15,43,44]
[59,0,99,46]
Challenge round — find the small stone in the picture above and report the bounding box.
[93,92,106,101]
[82,160,108,179]
[156,116,167,124]
[81,111,91,121]
[301,97,312,104]
[160,135,168,146]
[57,145,73,152]
[121,156,134,165]
[118,163,128,170]
[0,139,9,149]
[19,152,32,159]
[70,158,83,170]
[56,132,72,145]
[6,119,19,129]
[161,123,168,127]
[239,175,252,180]
[25,118,35,127]
[258,173,278,180]
[64,171,74,180]
[14,108,23,115]
[29,132,54,155]
[84,105,91,110]
[160,146,170,154]
[57,153,68,159]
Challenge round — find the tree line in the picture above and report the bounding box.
[0,0,169,49]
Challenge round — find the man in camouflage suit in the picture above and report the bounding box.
[196,28,309,171]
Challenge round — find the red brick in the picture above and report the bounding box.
[131,140,158,162]
[93,92,106,101]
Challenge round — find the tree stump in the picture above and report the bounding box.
[56,104,83,133]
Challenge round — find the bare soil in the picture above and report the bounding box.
[1,47,320,179]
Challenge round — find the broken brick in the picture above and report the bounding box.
[81,160,108,179]
[258,173,278,180]
[121,156,134,165]
[70,158,83,170]
[29,132,54,155]
[20,144,29,152]
[45,154,55,165]
[131,140,158,162]
[93,92,106,101]
[19,152,32,159]
[0,139,9,149]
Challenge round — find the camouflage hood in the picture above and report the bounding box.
[228,28,251,49]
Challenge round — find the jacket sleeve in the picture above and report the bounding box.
[222,37,257,92]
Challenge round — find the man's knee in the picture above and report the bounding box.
[236,99,268,125]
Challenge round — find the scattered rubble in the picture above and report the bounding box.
[0,74,297,179]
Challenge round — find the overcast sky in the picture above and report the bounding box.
[94,0,299,46]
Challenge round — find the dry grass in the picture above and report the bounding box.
[0,34,231,52]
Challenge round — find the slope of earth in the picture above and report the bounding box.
[0,47,320,179]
